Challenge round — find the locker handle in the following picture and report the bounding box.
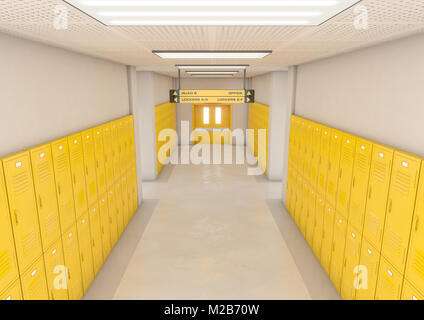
[352,176,356,188]
[81,254,84,262]
[14,210,19,224]
[68,270,71,280]
[58,184,61,195]
[339,168,342,178]
[73,175,76,185]
[96,160,99,169]
[92,239,95,247]
[86,167,89,176]
[368,188,372,199]
[39,195,43,208]
[415,216,420,231]
[388,199,393,213]
[344,257,347,267]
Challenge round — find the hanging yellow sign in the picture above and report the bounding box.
[170,89,254,103]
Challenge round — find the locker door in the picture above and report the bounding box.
[356,239,380,300]
[121,175,130,227]
[3,152,43,273]
[88,204,103,275]
[62,225,83,300]
[317,128,331,196]
[348,139,373,231]
[293,175,303,226]
[340,225,362,300]
[93,127,107,196]
[363,145,394,249]
[306,188,316,246]
[405,163,424,291]
[118,120,128,171]
[326,130,343,206]
[0,280,22,300]
[30,144,61,251]
[375,257,403,300]
[115,182,124,236]
[20,257,49,300]
[76,213,94,293]
[312,195,325,259]
[51,139,76,234]
[108,189,119,246]
[81,130,98,206]
[102,124,115,187]
[300,182,310,235]
[43,240,68,300]
[320,203,336,275]
[303,122,313,180]
[382,152,421,272]
[0,161,19,293]
[336,134,356,217]
[111,122,121,179]
[310,124,322,186]
[99,194,112,259]
[402,280,424,300]
[68,134,88,217]
[329,213,348,292]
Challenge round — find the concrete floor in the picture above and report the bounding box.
[84,146,340,300]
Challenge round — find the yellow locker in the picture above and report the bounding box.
[115,182,124,236]
[51,139,76,234]
[348,139,373,231]
[375,257,403,300]
[303,122,314,180]
[81,129,98,206]
[310,124,322,186]
[102,123,114,187]
[305,188,316,246]
[326,130,343,206]
[111,122,121,179]
[363,145,394,249]
[62,225,83,300]
[20,257,49,300]
[43,240,69,300]
[88,204,103,275]
[356,239,380,300]
[381,152,421,272]
[108,189,119,246]
[99,194,112,259]
[0,161,19,293]
[0,280,22,300]
[3,152,43,273]
[68,134,88,217]
[340,225,362,300]
[118,120,128,171]
[299,182,310,234]
[121,175,130,227]
[293,175,303,226]
[320,203,336,275]
[93,127,107,196]
[317,128,331,196]
[336,134,356,217]
[329,213,348,292]
[402,280,424,300]
[30,144,61,251]
[76,213,94,293]
[405,162,424,292]
[312,195,325,259]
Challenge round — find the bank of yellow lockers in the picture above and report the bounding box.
[381,151,421,273]
[3,152,43,273]
[356,239,381,300]
[362,144,394,249]
[348,139,373,231]
[405,161,424,294]
[0,161,19,295]
[51,139,77,234]
[30,144,61,251]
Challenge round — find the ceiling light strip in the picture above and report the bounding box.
[177,65,249,69]
[98,11,323,17]
[80,1,339,7]
[109,20,311,26]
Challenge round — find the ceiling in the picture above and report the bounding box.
[0,0,423,78]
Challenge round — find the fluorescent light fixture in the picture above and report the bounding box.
[154,51,271,59]
[64,0,361,26]
[186,71,239,75]
[177,65,249,69]
[191,74,235,78]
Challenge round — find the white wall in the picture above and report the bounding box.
[0,32,130,157]
[137,71,174,180]
[252,71,289,181]
[295,33,424,158]
[176,78,249,145]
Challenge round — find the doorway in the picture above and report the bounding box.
[192,104,232,144]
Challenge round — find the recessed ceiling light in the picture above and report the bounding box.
[186,71,239,75]
[177,65,249,69]
[64,0,361,26]
[154,51,271,59]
